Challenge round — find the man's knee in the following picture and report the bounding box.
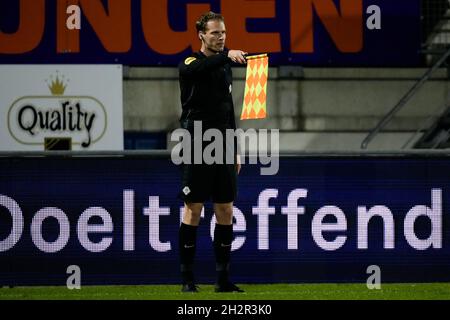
[214,203,233,225]
[183,203,203,226]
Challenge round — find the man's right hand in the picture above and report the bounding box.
[228,50,248,64]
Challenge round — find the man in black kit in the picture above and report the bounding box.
[177,11,247,293]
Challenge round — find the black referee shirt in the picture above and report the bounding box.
[178,50,237,131]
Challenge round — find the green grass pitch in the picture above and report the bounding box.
[1,283,450,300]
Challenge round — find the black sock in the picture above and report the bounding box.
[179,223,198,284]
[213,224,233,284]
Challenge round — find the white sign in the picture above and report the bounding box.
[0,65,123,151]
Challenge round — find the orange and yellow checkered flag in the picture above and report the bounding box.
[241,54,269,120]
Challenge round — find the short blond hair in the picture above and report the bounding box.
[196,11,225,33]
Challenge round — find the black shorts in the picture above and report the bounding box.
[178,162,238,204]
[176,120,238,203]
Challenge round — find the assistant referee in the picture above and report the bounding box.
[177,11,247,293]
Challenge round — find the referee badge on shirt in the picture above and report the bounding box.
[184,57,196,65]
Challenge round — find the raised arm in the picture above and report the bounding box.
[179,53,231,78]
[179,50,247,78]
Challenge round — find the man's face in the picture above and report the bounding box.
[201,20,226,52]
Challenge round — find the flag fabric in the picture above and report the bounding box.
[241,54,269,120]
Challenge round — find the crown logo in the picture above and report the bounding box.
[46,72,69,96]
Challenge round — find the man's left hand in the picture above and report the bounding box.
[236,154,241,175]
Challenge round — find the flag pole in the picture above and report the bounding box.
[245,54,268,60]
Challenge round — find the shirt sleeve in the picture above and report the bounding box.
[229,103,237,130]
[231,107,241,157]
[229,66,237,130]
[179,52,231,78]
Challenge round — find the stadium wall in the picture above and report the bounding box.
[124,67,450,133]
